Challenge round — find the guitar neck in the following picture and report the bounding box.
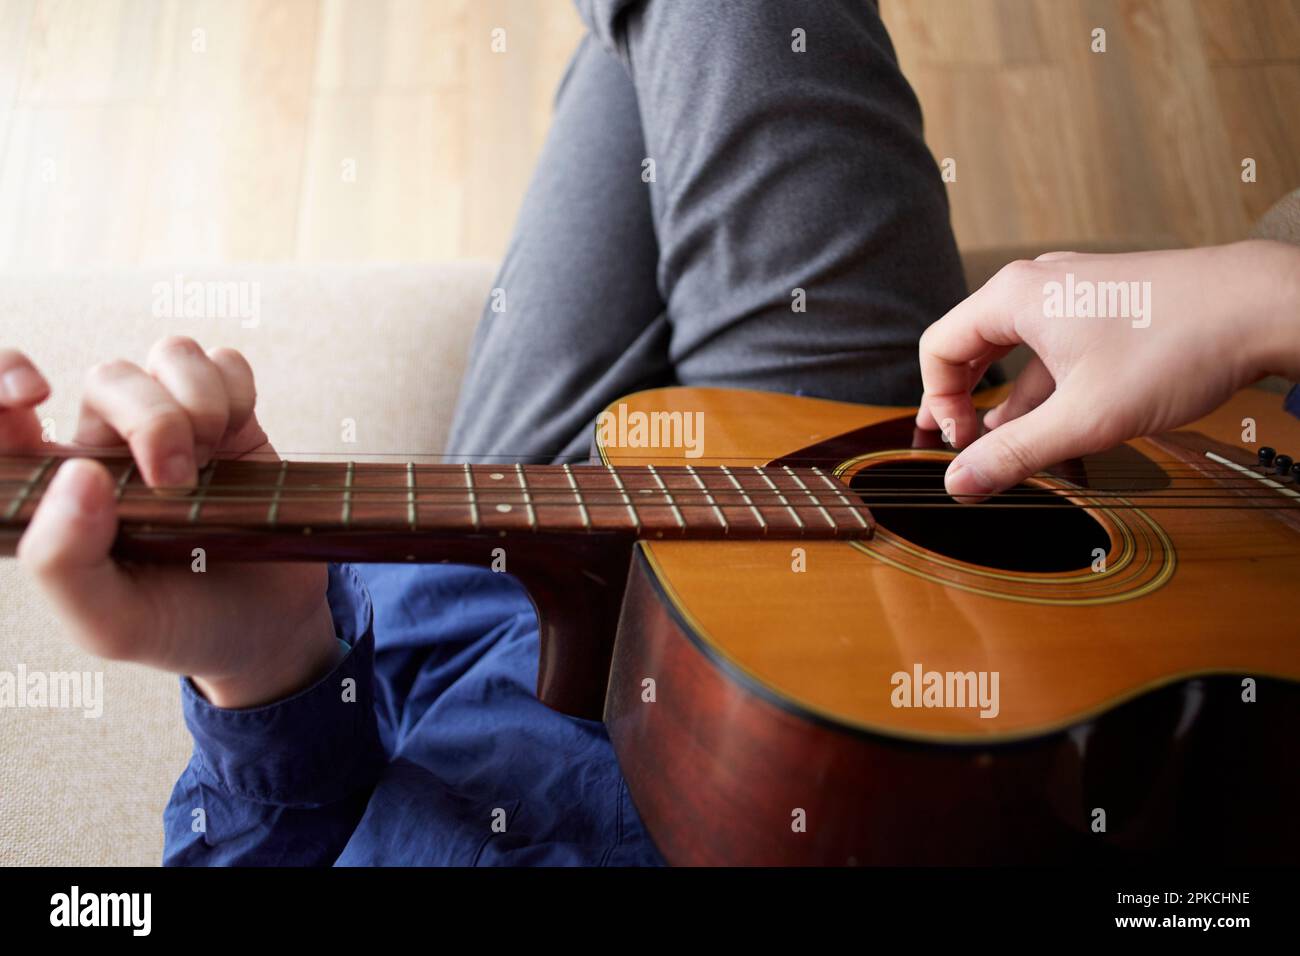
[0,456,874,563]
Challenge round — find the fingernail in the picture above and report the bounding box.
[946,461,993,501]
[159,452,196,490]
[1,366,48,403]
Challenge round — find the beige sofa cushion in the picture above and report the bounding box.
[0,261,494,865]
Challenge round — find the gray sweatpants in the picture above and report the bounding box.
[446,0,968,464]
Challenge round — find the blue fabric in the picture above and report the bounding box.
[163,563,664,866]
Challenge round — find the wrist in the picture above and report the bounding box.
[1236,239,1300,382]
[192,598,343,709]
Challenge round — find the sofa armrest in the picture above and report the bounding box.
[1250,187,1300,246]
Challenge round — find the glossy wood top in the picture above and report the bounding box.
[600,385,1300,741]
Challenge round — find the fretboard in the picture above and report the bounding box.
[0,457,874,541]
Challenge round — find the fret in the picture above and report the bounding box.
[719,464,766,534]
[755,466,804,530]
[4,456,54,521]
[685,464,728,533]
[569,466,634,532]
[515,463,537,531]
[646,464,685,529]
[266,460,288,527]
[812,467,869,528]
[188,460,218,524]
[114,461,135,500]
[406,463,418,530]
[463,463,479,531]
[341,461,355,527]
[608,466,641,531]
[408,462,484,531]
[783,465,835,529]
[562,463,591,530]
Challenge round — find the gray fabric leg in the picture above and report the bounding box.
[447,0,968,464]
[446,35,666,464]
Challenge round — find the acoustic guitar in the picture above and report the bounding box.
[1,384,1297,864]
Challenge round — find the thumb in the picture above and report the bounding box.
[944,393,1084,501]
[18,458,149,661]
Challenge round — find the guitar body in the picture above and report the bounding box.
[596,386,1300,864]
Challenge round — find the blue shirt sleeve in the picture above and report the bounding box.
[163,564,387,866]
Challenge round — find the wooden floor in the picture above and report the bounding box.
[0,0,1296,270]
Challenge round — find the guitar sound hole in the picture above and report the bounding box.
[850,460,1111,573]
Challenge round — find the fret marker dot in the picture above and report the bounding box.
[496,503,512,513]
[490,472,504,480]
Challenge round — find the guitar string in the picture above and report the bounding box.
[0,458,1297,513]
[0,479,1297,502]
[45,485,1300,500]
[0,459,1274,474]
[1,479,1298,500]
[2,488,1299,514]
[0,458,1290,488]
[0,460,1286,483]
[0,448,1287,471]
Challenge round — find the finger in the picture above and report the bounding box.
[983,353,1056,430]
[74,360,197,489]
[969,343,1014,386]
[918,267,1032,446]
[0,349,51,447]
[945,392,1088,500]
[0,348,50,407]
[146,337,229,466]
[206,347,267,452]
[916,349,1008,433]
[17,459,148,660]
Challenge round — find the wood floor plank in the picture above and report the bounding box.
[1194,0,1300,63]
[0,0,1294,268]
[295,92,462,260]
[1209,61,1300,224]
